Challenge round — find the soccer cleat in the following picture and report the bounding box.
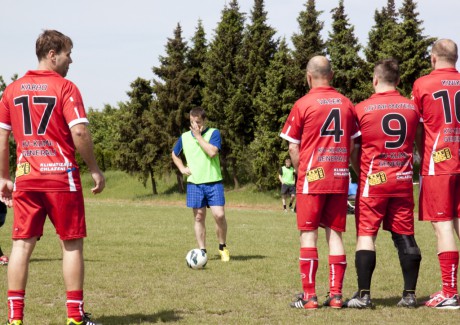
[323,293,343,308]
[0,255,8,265]
[290,295,318,309]
[67,313,101,325]
[397,292,417,308]
[5,320,23,325]
[343,292,373,309]
[425,291,460,309]
[219,248,230,262]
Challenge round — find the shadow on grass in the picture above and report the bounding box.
[208,254,266,261]
[98,310,182,324]
[372,295,429,308]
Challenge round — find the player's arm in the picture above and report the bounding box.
[191,121,219,158]
[349,139,360,175]
[415,123,424,157]
[0,128,13,207]
[278,168,283,184]
[288,143,300,173]
[71,123,105,194]
[172,151,191,176]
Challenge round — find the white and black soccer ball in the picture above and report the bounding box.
[185,249,207,269]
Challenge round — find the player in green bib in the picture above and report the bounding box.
[279,158,296,212]
[172,107,230,262]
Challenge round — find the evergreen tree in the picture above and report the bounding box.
[250,39,297,189]
[365,0,399,64]
[87,104,119,171]
[291,0,326,98]
[153,23,195,193]
[187,20,208,108]
[327,0,370,103]
[115,78,159,195]
[202,0,246,188]
[397,0,435,97]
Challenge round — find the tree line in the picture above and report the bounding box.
[0,0,435,194]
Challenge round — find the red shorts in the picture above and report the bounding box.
[356,196,414,236]
[296,193,347,232]
[12,191,86,240]
[419,174,460,221]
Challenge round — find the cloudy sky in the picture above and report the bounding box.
[1,0,459,109]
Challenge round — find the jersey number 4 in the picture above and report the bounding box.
[14,95,56,135]
[320,108,344,143]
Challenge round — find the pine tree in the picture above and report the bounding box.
[291,0,326,98]
[365,0,399,65]
[397,0,435,97]
[152,23,195,192]
[187,20,208,108]
[115,78,159,195]
[327,0,370,103]
[250,39,297,189]
[202,0,246,188]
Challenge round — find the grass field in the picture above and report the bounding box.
[0,171,458,324]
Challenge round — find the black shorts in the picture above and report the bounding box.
[281,184,296,195]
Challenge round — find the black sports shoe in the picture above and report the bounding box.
[397,292,417,308]
[343,292,373,309]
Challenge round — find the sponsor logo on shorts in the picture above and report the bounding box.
[368,171,387,186]
[306,167,325,182]
[16,162,31,178]
[432,148,452,163]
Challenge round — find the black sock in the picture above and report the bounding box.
[283,204,286,210]
[355,250,376,296]
[219,243,226,251]
[0,247,3,256]
[201,248,207,254]
[289,202,292,208]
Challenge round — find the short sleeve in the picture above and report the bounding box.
[280,102,302,144]
[62,82,89,128]
[0,91,12,131]
[209,129,221,150]
[172,136,183,156]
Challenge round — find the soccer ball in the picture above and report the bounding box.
[186,249,207,269]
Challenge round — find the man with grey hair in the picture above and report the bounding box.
[281,56,359,309]
[412,38,460,309]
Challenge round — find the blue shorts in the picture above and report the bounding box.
[186,182,225,208]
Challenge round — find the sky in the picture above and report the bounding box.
[1,0,459,109]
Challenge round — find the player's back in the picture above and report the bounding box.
[413,68,460,175]
[354,90,419,197]
[281,86,357,194]
[0,70,87,191]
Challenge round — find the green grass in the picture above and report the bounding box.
[0,171,456,324]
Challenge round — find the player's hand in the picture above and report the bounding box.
[181,166,192,176]
[90,170,105,194]
[190,121,202,138]
[0,178,14,208]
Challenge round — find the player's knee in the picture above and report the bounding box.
[391,232,421,260]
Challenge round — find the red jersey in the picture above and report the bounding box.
[354,90,419,197]
[0,70,89,191]
[280,87,358,194]
[412,68,460,175]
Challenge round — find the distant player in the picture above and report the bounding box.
[413,39,460,309]
[0,30,105,325]
[172,107,230,262]
[281,56,359,309]
[345,59,421,308]
[279,158,296,212]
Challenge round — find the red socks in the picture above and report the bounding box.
[438,251,459,297]
[299,247,318,299]
[329,255,347,296]
[66,290,84,321]
[7,290,25,322]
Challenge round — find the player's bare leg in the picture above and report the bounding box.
[432,220,458,253]
[453,217,460,240]
[324,228,346,308]
[210,206,229,261]
[60,238,84,291]
[193,208,207,250]
[7,238,37,322]
[282,195,287,212]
